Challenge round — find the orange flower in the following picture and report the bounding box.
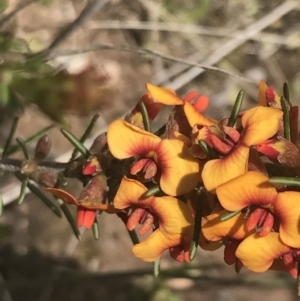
[107,120,200,196]
[114,177,194,262]
[201,106,283,192]
[146,83,210,114]
[216,171,300,248]
[236,232,299,278]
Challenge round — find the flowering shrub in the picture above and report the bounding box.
[5,80,300,290]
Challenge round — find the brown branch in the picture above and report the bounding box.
[0,0,38,28]
[0,158,68,173]
[40,0,110,56]
[48,43,253,82]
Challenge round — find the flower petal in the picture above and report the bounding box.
[158,139,200,196]
[236,233,291,273]
[77,207,96,228]
[216,171,278,211]
[202,210,250,241]
[241,106,283,147]
[258,80,268,107]
[107,120,161,159]
[132,229,181,262]
[146,83,183,105]
[274,191,300,248]
[202,144,249,192]
[113,178,194,237]
[153,196,194,237]
[113,177,148,209]
[183,101,213,127]
[45,187,78,205]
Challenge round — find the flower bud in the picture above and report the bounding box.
[256,138,300,168]
[34,135,52,161]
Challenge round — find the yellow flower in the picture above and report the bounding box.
[114,177,194,262]
[107,120,200,196]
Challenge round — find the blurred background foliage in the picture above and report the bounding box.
[0,0,300,300]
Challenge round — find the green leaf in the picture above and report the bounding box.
[56,198,80,239]
[71,114,99,160]
[220,210,241,221]
[228,90,244,127]
[269,177,300,187]
[61,128,90,159]
[189,191,203,261]
[139,101,151,132]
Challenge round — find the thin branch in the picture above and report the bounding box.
[49,43,253,82]
[162,0,298,91]
[89,20,300,47]
[40,0,110,55]
[0,158,68,173]
[0,0,38,28]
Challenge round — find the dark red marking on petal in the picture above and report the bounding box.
[127,208,146,231]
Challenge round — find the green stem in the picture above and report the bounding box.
[4,124,55,156]
[269,176,300,187]
[92,217,99,240]
[61,128,90,159]
[18,178,28,205]
[141,185,161,199]
[128,229,139,245]
[198,140,218,159]
[71,114,99,160]
[280,96,291,141]
[56,197,81,239]
[220,210,241,221]
[2,116,19,157]
[16,138,30,159]
[139,101,151,132]
[15,172,62,217]
[227,90,244,127]
[189,192,203,261]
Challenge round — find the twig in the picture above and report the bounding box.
[49,43,253,82]
[89,20,300,47]
[0,0,38,28]
[41,0,109,55]
[162,0,298,91]
[0,158,68,173]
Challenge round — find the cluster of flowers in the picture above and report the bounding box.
[48,80,300,279]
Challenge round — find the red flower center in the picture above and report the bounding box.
[130,158,158,180]
[246,207,274,236]
[126,207,156,235]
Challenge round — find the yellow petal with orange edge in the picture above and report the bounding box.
[113,177,148,209]
[199,232,223,251]
[152,196,194,237]
[258,80,268,106]
[113,178,194,237]
[132,229,181,262]
[46,187,78,205]
[158,138,200,196]
[107,120,161,159]
[216,171,278,211]
[202,210,250,241]
[146,83,183,105]
[274,191,300,248]
[202,144,249,193]
[241,106,283,147]
[236,232,291,273]
[183,101,213,127]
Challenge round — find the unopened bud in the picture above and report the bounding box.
[35,135,52,161]
[257,137,300,168]
[78,173,107,205]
